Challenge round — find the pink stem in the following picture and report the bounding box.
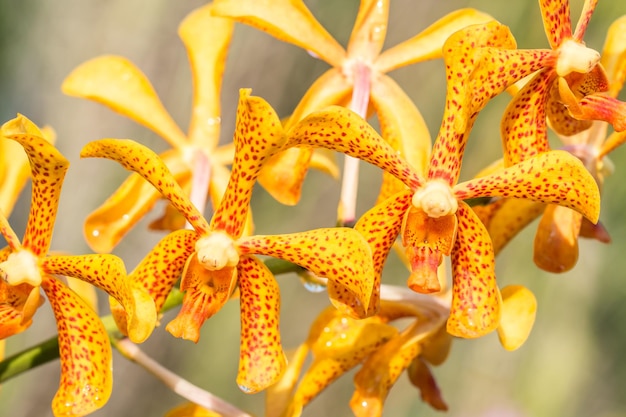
[187,149,211,230]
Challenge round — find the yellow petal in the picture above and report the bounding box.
[539,0,572,48]
[497,285,537,351]
[286,106,422,190]
[346,0,389,62]
[257,147,313,206]
[64,277,98,313]
[309,148,340,179]
[572,0,598,41]
[0,279,40,339]
[41,277,112,417]
[376,8,494,73]
[2,115,69,256]
[240,228,374,319]
[600,15,626,97]
[561,87,626,132]
[211,89,285,237]
[165,403,223,417]
[237,255,286,393]
[265,344,310,417]
[0,210,22,252]
[212,0,345,67]
[62,56,187,148]
[454,150,600,224]
[0,137,30,217]
[419,324,453,366]
[180,3,233,147]
[43,254,156,343]
[80,139,210,235]
[447,202,500,338]
[533,205,582,273]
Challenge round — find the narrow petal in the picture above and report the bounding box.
[43,254,157,343]
[2,115,69,256]
[497,285,537,351]
[80,139,210,235]
[212,0,345,67]
[454,150,600,223]
[211,90,286,237]
[539,0,572,48]
[600,15,626,97]
[0,139,30,217]
[0,211,22,252]
[0,279,40,339]
[580,217,611,243]
[533,205,582,273]
[376,8,494,73]
[572,0,598,41]
[407,358,448,411]
[562,91,626,132]
[180,3,233,147]
[354,190,412,316]
[41,277,112,417]
[62,56,187,148]
[286,106,422,190]
[346,0,389,62]
[239,228,374,319]
[265,344,310,417]
[448,202,500,338]
[237,255,285,393]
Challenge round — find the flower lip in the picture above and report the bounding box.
[556,39,601,77]
[0,250,42,286]
[411,181,458,218]
[195,231,239,271]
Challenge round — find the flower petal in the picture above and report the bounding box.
[447,202,500,338]
[346,0,389,62]
[539,0,572,48]
[41,277,112,417]
[601,15,626,97]
[212,0,345,68]
[497,285,537,351]
[236,255,285,393]
[0,137,31,217]
[62,56,187,148]
[2,115,69,256]
[286,106,422,190]
[43,254,156,343]
[265,344,309,417]
[0,279,41,339]
[211,89,285,237]
[180,3,233,147]
[80,139,210,235]
[407,357,448,411]
[165,403,224,417]
[375,8,494,73]
[572,0,598,42]
[240,228,374,319]
[561,89,626,132]
[454,150,600,223]
[533,204,582,273]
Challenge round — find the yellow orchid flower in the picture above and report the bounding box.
[213,0,495,208]
[62,3,237,253]
[0,115,156,417]
[81,90,375,394]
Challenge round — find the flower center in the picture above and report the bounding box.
[0,250,42,287]
[195,231,240,271]
[411,181,458,218]
[555,39,601,77]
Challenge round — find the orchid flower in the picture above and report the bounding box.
[0,115,156,417]
[213,0,494,223]
[61,3,238,253]
[81,90,375,394]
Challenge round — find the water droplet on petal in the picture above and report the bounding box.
[238,383,255,394]
[298,271,328,293]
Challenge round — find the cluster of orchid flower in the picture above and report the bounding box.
[1,0,625,416]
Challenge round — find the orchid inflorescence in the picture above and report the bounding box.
[1,1,625,416]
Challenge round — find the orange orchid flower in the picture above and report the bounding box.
[61,3,237,254]
[0,115,156,417]
[80,90,375,394]
[213,0,495,207]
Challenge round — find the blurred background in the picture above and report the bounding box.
[1,0,626,416]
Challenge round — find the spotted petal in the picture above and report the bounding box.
[2,115,69,256]
[80,139,210,235]
[62,55,187,148]
[236,255,285,393]
[212,0,345,68]
[0,279,41,339]
[42,254,156,343]
[572,0,598,42]
[447,202,500,338]
[454,150,600,223]
[42,277,112,417]
[539,0,572,48]
[240,228,374,318]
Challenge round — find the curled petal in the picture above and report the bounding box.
[62,55,187,148]
[211,89,285,237]
[41,277,112,417]
[239,228,374,318]
[43,254,156,343]
[454,150,600,224]
[448,202,500,338]
[539,0,572,48]
[237,255,285,393]
[2,115,69,256]
[533,205,582,273]
[80,139,210,235]
[0,280,41,339]
[212,0,345,67]
[286,106,422,190]
[0,138,30,217]
[601,15,626,97]
[376,8,494,73]
[257,147,313,206]
[497,285,537,351]
[346,0,389,63]
[562,89,626,132]
[407,358,448,411]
